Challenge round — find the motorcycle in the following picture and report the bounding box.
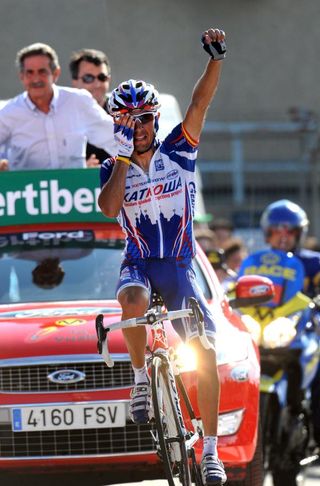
[228,249,320,486]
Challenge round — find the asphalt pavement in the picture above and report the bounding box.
[108,461,320,485]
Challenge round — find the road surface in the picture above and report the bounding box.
[108,462,320,485]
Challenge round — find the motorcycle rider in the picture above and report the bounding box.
[260,199,320,449]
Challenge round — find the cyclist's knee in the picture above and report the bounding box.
[118,286,149,316]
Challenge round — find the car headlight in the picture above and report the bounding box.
[216,333,248,365]
[172,343,197,372]
[241,314,262,345]
[218,409,244,436]
[197,409,245,437]
[262,317,297,348]
[172,331,248,372]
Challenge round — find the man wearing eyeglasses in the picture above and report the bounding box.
[70,48,113,167]
[98,28,228,486]
[0,42,117,171]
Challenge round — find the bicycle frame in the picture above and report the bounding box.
[148,301,203,454]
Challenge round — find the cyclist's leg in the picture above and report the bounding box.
[117,259,153,423]
[147,258,226,484]
[146,258,219,430]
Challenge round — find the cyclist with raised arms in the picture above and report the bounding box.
[99,27,227,485]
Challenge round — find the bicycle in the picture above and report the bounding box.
[95,294,213,486]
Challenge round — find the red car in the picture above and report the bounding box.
[0,169,261,485]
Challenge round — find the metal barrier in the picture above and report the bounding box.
[197,109,320,237]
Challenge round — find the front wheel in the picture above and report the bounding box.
[151,355,192,486]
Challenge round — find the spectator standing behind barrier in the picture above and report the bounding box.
[194,227,219,253]
[0,42,117,171]
[195,229,246,291]
[223,237,247,274]
[209,217,234,247]
[69,48,112,167]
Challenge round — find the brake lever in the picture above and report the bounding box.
[96,314,106,354]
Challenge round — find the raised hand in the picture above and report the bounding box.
[114,113,135,158]
[201,28,226,60]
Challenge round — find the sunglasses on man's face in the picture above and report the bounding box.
[132,113,155,124]
[79,73,110,84]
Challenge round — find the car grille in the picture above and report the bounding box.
[0,421,157,457]
[0,361,134,392]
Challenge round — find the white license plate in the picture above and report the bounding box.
[11,402,126,432]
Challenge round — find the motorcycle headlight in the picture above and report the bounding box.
[262,317,297,348]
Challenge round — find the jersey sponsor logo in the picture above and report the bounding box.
[188,182,196,211]
[166,169,179,180]
[243,265,297,281]
[124,177,182,203]
[155,159,164,171]
[261,253,281,264]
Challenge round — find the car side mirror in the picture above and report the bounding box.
[228,275,275,309]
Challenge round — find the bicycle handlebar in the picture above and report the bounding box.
[96,300,213,367]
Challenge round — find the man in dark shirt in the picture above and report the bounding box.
[70,48,112,166]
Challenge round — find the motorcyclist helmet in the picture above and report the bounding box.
[260,199,309,247]
[108,79,161,116]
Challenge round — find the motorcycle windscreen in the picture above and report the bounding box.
[238,249,305,306]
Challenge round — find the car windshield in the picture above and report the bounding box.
[0,228,211,305]
[0,229,124,304]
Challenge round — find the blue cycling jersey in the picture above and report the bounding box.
[100,123,198,259]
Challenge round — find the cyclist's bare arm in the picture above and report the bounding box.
[98,113,136,218]
[98,161,129,218]
[183,28,225,143]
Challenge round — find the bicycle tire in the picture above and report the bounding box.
[152,355,192,486]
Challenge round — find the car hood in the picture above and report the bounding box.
[0,300,127,360]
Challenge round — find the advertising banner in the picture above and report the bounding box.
[0,169,111,226]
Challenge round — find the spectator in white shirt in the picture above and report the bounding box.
[0,42,117,171]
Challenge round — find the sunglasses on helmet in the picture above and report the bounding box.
[79,73,110,84]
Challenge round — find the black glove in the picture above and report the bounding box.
[202,37,227,60]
